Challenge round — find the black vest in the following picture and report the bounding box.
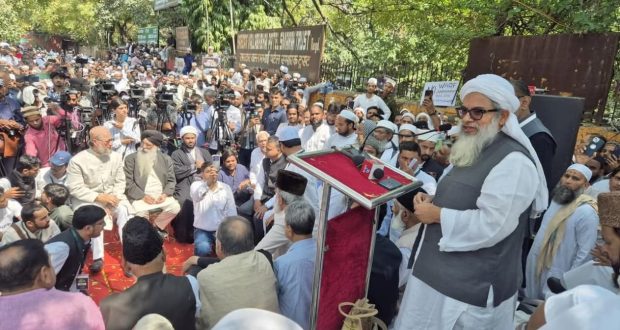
[413,133,533,307]
[261,155,287,201]
[521,114,556,145]
[100,272,197,330]
[46,228,89,291]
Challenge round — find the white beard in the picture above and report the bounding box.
[136,147,158,177]
[449,117,501,168]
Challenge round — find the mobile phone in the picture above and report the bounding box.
[424,89,433,99]
[347,100,354,109]
[584,136,606,157]
[379,177,402,190]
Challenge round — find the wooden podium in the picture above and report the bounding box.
[288,148,421,330]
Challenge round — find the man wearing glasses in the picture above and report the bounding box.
[65,126,132,273]
[353,78,391,120]
[395,74,548,329]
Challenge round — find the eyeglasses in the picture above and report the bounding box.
[456,106,499,121]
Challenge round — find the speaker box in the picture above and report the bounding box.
[530,95,585,190]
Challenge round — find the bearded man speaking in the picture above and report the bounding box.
[124,130,180,236]
[394,74,548,329]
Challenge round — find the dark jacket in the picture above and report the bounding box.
[171,146,212,202]
[8,170,36,204]
[100,272,197,330]
[124,151,176,201]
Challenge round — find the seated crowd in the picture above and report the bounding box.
[0,43,619,330]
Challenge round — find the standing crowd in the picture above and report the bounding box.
[0,41,620,330]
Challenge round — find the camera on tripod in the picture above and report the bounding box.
[76,56,89,65]
[129,84,145,100]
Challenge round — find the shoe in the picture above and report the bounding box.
[547,277,566,294]
[89,259,104,274]
[156,228,169,240]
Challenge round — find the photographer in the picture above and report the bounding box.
[177,94,212,148]
[47,71,69,102]
[22,106,67,168]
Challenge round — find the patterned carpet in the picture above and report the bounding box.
[86,229,195,305]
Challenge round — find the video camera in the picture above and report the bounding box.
[75,56,89,65]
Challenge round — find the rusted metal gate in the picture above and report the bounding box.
[465,33,619,123]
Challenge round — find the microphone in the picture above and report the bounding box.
[334,146,366,168]
[335,146,385,180]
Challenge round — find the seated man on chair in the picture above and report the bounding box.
[124,130,180,237]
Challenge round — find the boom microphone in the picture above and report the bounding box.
[334,146,366,168]
[412,123,452,137]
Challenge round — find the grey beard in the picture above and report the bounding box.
[136,148,158,177]
[449,117,500,167]
[552,184,584,205]
[311,121,322,131]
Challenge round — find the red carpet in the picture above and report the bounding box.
[85,229,194,305]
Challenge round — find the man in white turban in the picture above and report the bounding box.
[525,163,598,300]
[394,74,548,329]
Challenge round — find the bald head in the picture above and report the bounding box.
[216,216,254,257]
[89,126,111,141]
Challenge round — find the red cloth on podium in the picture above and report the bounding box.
[317,206,374,330]
[303,152,409,199]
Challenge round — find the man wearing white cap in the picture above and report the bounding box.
[416,129,445,181]
[300,102,331,152]
[353,78,391,120]
[525,163,599,300]
[325,110,357,149]
[381,77,398,121]
[395,74,548,329]
[171,126,213,243]
[226,91,243,135]
[375,120,399,167]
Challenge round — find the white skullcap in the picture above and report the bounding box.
[313,102,324,109]
[367,78,378,85]
[240,63,247,68]
[401,112,415,120]
[377,120,397,133]
[460,74,520,113]
[180,126,198,137]
[233,91,241,98]
[459,74,548,216]
[242,69,250,74]
[275,126,301,145]
[399,124,419,135]
[228,68,235,72]
[0,178,11,191]
[292,72,301,79]
[338,109,358,124]
[353,107,365,115]
[567,164,593,182]
[213,308,303,330]
[417,129,440,143]
[279,65,288,74]
[415,112,434,130]
[385,78,396,87]
[133,314,174,330]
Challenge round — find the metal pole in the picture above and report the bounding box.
[309,182,331,330]
[229,0,235,54]
[365,207,379,296]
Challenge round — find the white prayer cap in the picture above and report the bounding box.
[240,63,247,68]
[338,109,358,124]
[385,78,396,87]
[279,65,288,74]
[353,107,365,116]
[213,308,303,330]
[415,112,434,130]
[399,124,418,135]
[567,163,592,182]
[292,72,301,79]
[233,91,242,98]
[180,126,198,137]
[228,68,235,72]
[133,314,174,330]
[460,74,520,113]
[0,178,11,191]
[417,129,440,143]
[401,112,415,120]
[242,68,250,74]
[377,120,397,133]
[312,102,324,109]
[367,78,378,85]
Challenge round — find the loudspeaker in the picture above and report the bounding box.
[530,95,585,190]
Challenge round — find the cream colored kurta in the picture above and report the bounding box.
[197,250,279,329]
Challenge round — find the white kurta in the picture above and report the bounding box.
[540,285,620,330]
[562,260,617,293]
[325,132,357,149]
[525,201,599,299]
[394,152,538,330]
[353,94,391,120]
[300,123,331,152]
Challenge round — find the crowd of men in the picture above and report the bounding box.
[1,41,620,330]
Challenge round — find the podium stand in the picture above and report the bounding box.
[288,149,422,330]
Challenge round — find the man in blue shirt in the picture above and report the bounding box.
[274,199,316,330]
[263,90,287,135]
